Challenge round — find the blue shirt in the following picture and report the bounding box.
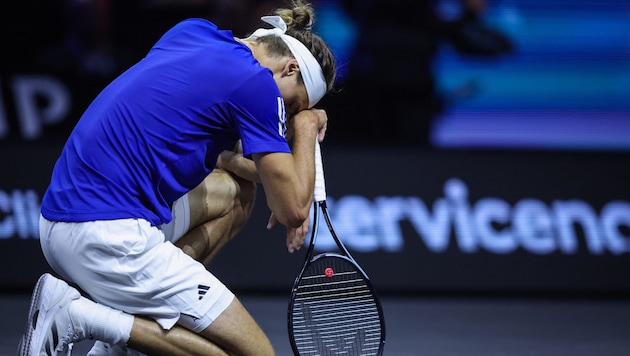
[42,18,290,226]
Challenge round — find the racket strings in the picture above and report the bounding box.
[290,256,383,355]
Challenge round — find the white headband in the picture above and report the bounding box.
[248,16,326,108]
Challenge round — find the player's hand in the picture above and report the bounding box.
[217,140,241,169]
[310,108,328,143]
[285,214,309,253]
[287,108,328,142]
[217,140,260,182]
[267,212,309,253]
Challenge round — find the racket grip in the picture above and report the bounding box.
[314,141,326,202]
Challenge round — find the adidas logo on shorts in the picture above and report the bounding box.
[198,284,210,300]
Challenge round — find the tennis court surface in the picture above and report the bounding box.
[3,293,630,355]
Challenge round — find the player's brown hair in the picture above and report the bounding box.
[254,0,336,94]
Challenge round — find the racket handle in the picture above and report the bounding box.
[314,141,326,202]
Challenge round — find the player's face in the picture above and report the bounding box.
[272,58,310,116]
[276,76,309,116]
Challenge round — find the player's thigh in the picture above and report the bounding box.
[199,297,274,356]
[187,169,256,228]
[187,170,238,226]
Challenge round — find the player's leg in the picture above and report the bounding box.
[36,217,273,355]
[171,168,257,264]
[19,273,271,356]
[195,296,275,355]
[88,169,258,355]
[128,317,230,355]
[127,297,273,356]
[121,240,274,356]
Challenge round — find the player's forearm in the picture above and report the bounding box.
[217,151,260,183]
[254,112,318,228]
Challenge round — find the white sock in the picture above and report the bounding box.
[71,297,134,345]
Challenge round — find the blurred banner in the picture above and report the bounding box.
[2,144,630,294]
[211,147,630,295]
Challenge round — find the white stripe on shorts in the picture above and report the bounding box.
[161,192,191,244]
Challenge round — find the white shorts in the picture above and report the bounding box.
[39,215,234,332]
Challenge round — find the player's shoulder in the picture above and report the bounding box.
[231,68,279,102]
[156,18,229,48]
[171,18,219,32]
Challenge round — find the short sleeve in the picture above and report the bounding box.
[229,70,291,156]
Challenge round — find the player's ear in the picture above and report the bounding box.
[282,59,300,77]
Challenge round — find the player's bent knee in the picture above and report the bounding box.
[231,174,256,209]
[200,297,274,356]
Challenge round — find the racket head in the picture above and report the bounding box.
[288,253,386,356]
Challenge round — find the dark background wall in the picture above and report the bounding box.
[1,0,629,296]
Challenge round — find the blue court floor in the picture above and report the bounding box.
[3,294,630,355]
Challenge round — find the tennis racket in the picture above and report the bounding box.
[288,143,386,356]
